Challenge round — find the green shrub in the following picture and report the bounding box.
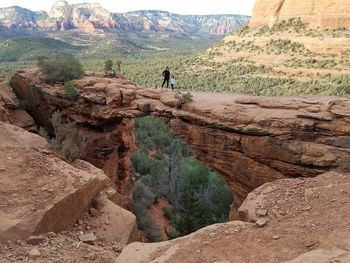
[133,180,163,242]
[43,111,87,162]
[64,81,77,98]
[132,150,152,176]
[116,60,122,73]
[38,56,84,83]
[334,75,350,95]
[175,91,193,108]
[104,60,113,73]
[163,207,177,221]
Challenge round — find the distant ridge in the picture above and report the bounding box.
[0,1,250,36]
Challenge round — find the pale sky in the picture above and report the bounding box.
[0,0,255,15]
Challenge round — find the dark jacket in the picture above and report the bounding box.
[162,69,170,80]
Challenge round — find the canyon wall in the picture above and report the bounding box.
[249,0,350,29]
[10,70,350,210]
[10,70,136,190]
[0,81,36,131]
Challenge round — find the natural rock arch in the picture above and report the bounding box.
[10,70,350,214]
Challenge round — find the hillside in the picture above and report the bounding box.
[0,37,84,62]
[0,1,250,37]
[137,18,349,95]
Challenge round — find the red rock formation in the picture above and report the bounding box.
[10,70,350,212]
[10,70,136,188]
[116,171,350,263]
[134,91,350,210]
[0,81,36,131]
[0,122,108,242]
[249,0,350,29]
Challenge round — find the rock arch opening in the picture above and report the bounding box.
[131,116,233,241]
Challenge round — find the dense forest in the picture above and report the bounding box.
[131,117,232,241]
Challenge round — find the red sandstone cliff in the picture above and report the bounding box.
[0,81,36,131]
[10,70,136,189]
[249,0,350,29]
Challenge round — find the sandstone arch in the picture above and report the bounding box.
[10,70,350,213]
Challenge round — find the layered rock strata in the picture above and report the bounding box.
[10,70,136,187]
[0,81,36,131]
[249,0,350,29]
[11,70,350,210]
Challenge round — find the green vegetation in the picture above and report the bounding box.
[40,111,87,162]
[104,60,113,73]
[175,91,193,108]
[38,56,84,83]
[1,24,350,96]
[266,39,308,55]
[283,57,350,70]
[132,117,232,240]
[63,81,79,99]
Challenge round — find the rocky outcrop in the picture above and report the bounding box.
[89,195,139,246]
[10,70,350,213]
[48,1,112,21]
[10,70,136,188]
[0,1,250,36]
[0,6,44,29]
[249,0,350,29]
[0,122,109,242]
[0,81,36,131]
[114,11,250,36]
[136,92,350,210]
[0,120,140,261]
[117,171,350,263]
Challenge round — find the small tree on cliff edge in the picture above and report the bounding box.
[39,111,87,162]
[104,60,113,73]
[38,56,84,83]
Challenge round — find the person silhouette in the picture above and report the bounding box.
[170,75,176,90]
[162,67,170,88]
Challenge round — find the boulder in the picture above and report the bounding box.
[0,122,109,242]
[89,196,138,246]
[0,82,36,131]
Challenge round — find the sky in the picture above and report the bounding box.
[0,0,255,16]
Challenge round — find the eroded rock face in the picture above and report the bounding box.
[10,70,136,187]
[0,81,36,131]
[117,172,350,263]
[141,92,350,209]
[0,122,109,242]
[10,70,350,210]
[249,0,350,29]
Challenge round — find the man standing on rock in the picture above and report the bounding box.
[162,67,171,88]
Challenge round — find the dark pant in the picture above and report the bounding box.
[171,84,175,90]
[162,78,169,88]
